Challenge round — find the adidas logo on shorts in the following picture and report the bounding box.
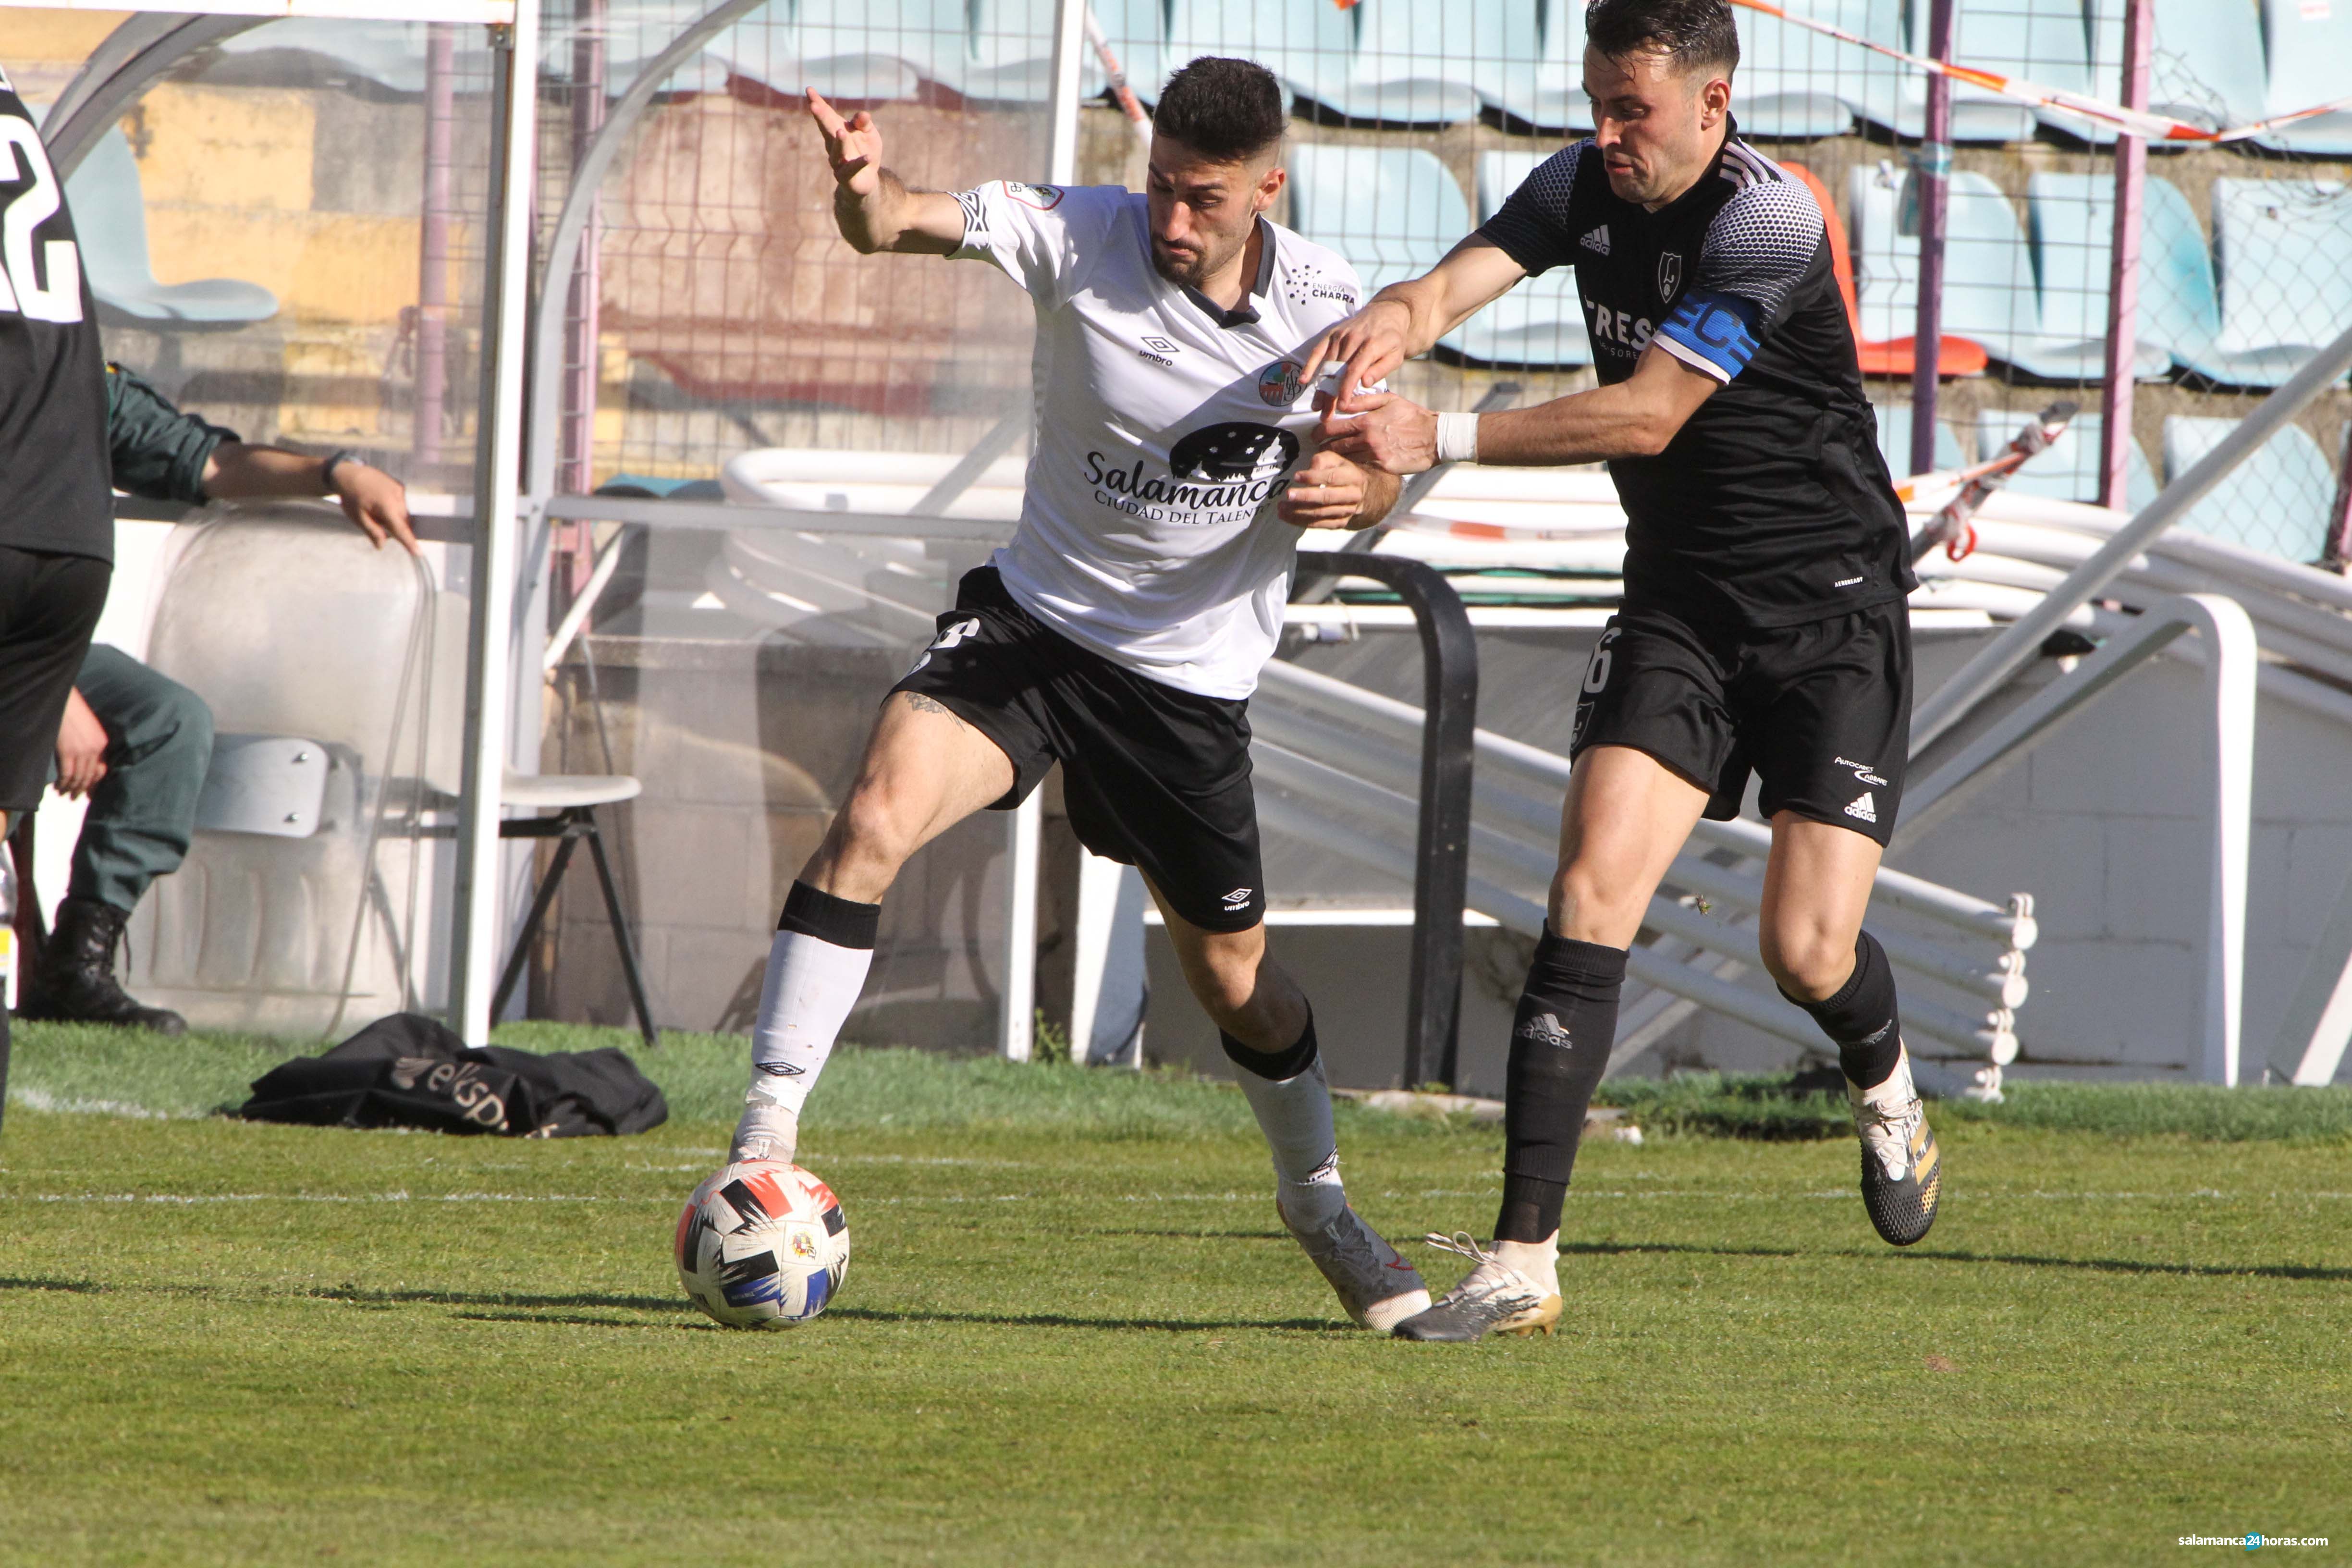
[1580,224,1612,256]
[1845,791,1878,824]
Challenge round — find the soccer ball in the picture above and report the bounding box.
[674,1160,849,1329]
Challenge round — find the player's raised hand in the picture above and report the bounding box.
[1319,390,1440,476]
[1278,447,1376,528]
[806,88,883,196]
[1297,296,1413,406]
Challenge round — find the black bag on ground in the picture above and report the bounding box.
[238,1013,667,1137]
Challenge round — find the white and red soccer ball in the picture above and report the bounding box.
[674,1161,849,1329]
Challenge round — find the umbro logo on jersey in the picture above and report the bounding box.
[1221,886,1255,911]
[1139,335,1180,368]
[1519,1012,1573,1048]
[1580,224,1611,255]
[1845,791,1879,824]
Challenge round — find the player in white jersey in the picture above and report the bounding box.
[724,58,1431,1332]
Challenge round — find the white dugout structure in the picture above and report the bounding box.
[13,0,2352,1091]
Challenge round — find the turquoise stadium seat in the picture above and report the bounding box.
[65,127,278,328]
[1975,408,2161,510]
[1163,0,1357,113]
[2165,416,2340,559]
[1936,0,2097,143]
[1850,164,2167,380]
[964,0,1167,104]
[791,0,975,99]
[1288,146,1478,360]
[2025,173,2213,380]
[1312,0,1491,127]
[1876,404,1968,476]
[1451,152,1593,368]
[2255,0,2352,155]
[2198,179,2352,388]
[1732,0,1878,136]
[2087,0,2266,138]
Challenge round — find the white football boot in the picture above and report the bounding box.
[1850,1044,1941,1247]
[1276,1199,1431,1333]
[729,1074,800,1165]
[1389,1233,1563,1342]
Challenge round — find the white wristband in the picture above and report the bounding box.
[1435,411,1480,466]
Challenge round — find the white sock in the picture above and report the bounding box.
[1234,1053,1348,1230]
[748,926,874,1117]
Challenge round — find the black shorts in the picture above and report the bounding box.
[1569,597,1911,845]
[0,547,111,815]
[893,566,1266,932]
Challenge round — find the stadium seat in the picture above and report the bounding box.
[2086,0,2267,138]
[1289,145,1484,357]
[2164,416,2341,559]
[962,0,1166,103]
[1457,152,1592,367]
[66,128,280,328]
[1875,404,1968,477]
[1470,0,1595,132]
[1975,408,2161,511]
[1311,0,1488,128]
[2193,178,2352,388]
[1782,160,1986,377]
[2025,173,2212,380]
[1849,163,2167,380]
[1162,0,1358,115]
[1936,0,2097,143]
[2254,0,2352,155]
[1731,0,1884,137]
[791,0,976,99]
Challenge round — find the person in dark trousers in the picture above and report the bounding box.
[1307,0,1937,1340]
[18,363,416,1033]
[0,62,114,1128]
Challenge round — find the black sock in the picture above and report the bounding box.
[776,880,881,948]
[1495,929,1626,1244]
[1220,1011,1318,1082]
[1781,931,1903,1090]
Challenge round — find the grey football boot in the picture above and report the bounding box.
[1389,1233,1564,1342]
[1851,1045,1942,1247]
[1277,1199,1431,1333]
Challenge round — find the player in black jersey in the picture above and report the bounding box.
[0,62,115,1135]
[1305,0,1939,1340]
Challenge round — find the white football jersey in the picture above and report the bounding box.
[950,180,1368,699]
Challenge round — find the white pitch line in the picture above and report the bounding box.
[10,1188,2346,1207]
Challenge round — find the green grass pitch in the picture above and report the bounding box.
[1,1024,2347,1565]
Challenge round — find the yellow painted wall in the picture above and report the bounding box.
[126,86,423,326]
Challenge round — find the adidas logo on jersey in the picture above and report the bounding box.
[1845,791,1879,824]
[1580,224,1612,256]
[1518,1012,1574,1048]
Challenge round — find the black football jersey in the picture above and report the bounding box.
[0,64,111,563]
[1482,128,1914,628]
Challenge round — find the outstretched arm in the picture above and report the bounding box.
[1320,343,1722,474]
[807,88,966,255]
[205,444,419,555]
[1297,237,1530,403]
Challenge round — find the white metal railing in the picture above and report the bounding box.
[1251,658,2038,1085]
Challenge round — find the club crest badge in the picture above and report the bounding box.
[1658,251,1683,299]
[1256,359,1308,406]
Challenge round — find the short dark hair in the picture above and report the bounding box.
[1153,56,1287,164]
[1584,0,1740,79]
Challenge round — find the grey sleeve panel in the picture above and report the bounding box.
[1690,177,1823,330]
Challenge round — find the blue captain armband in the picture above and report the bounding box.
[1655,288,1764,382]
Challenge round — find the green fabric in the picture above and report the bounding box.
[103,364,239,506]
[63,644,214,913]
